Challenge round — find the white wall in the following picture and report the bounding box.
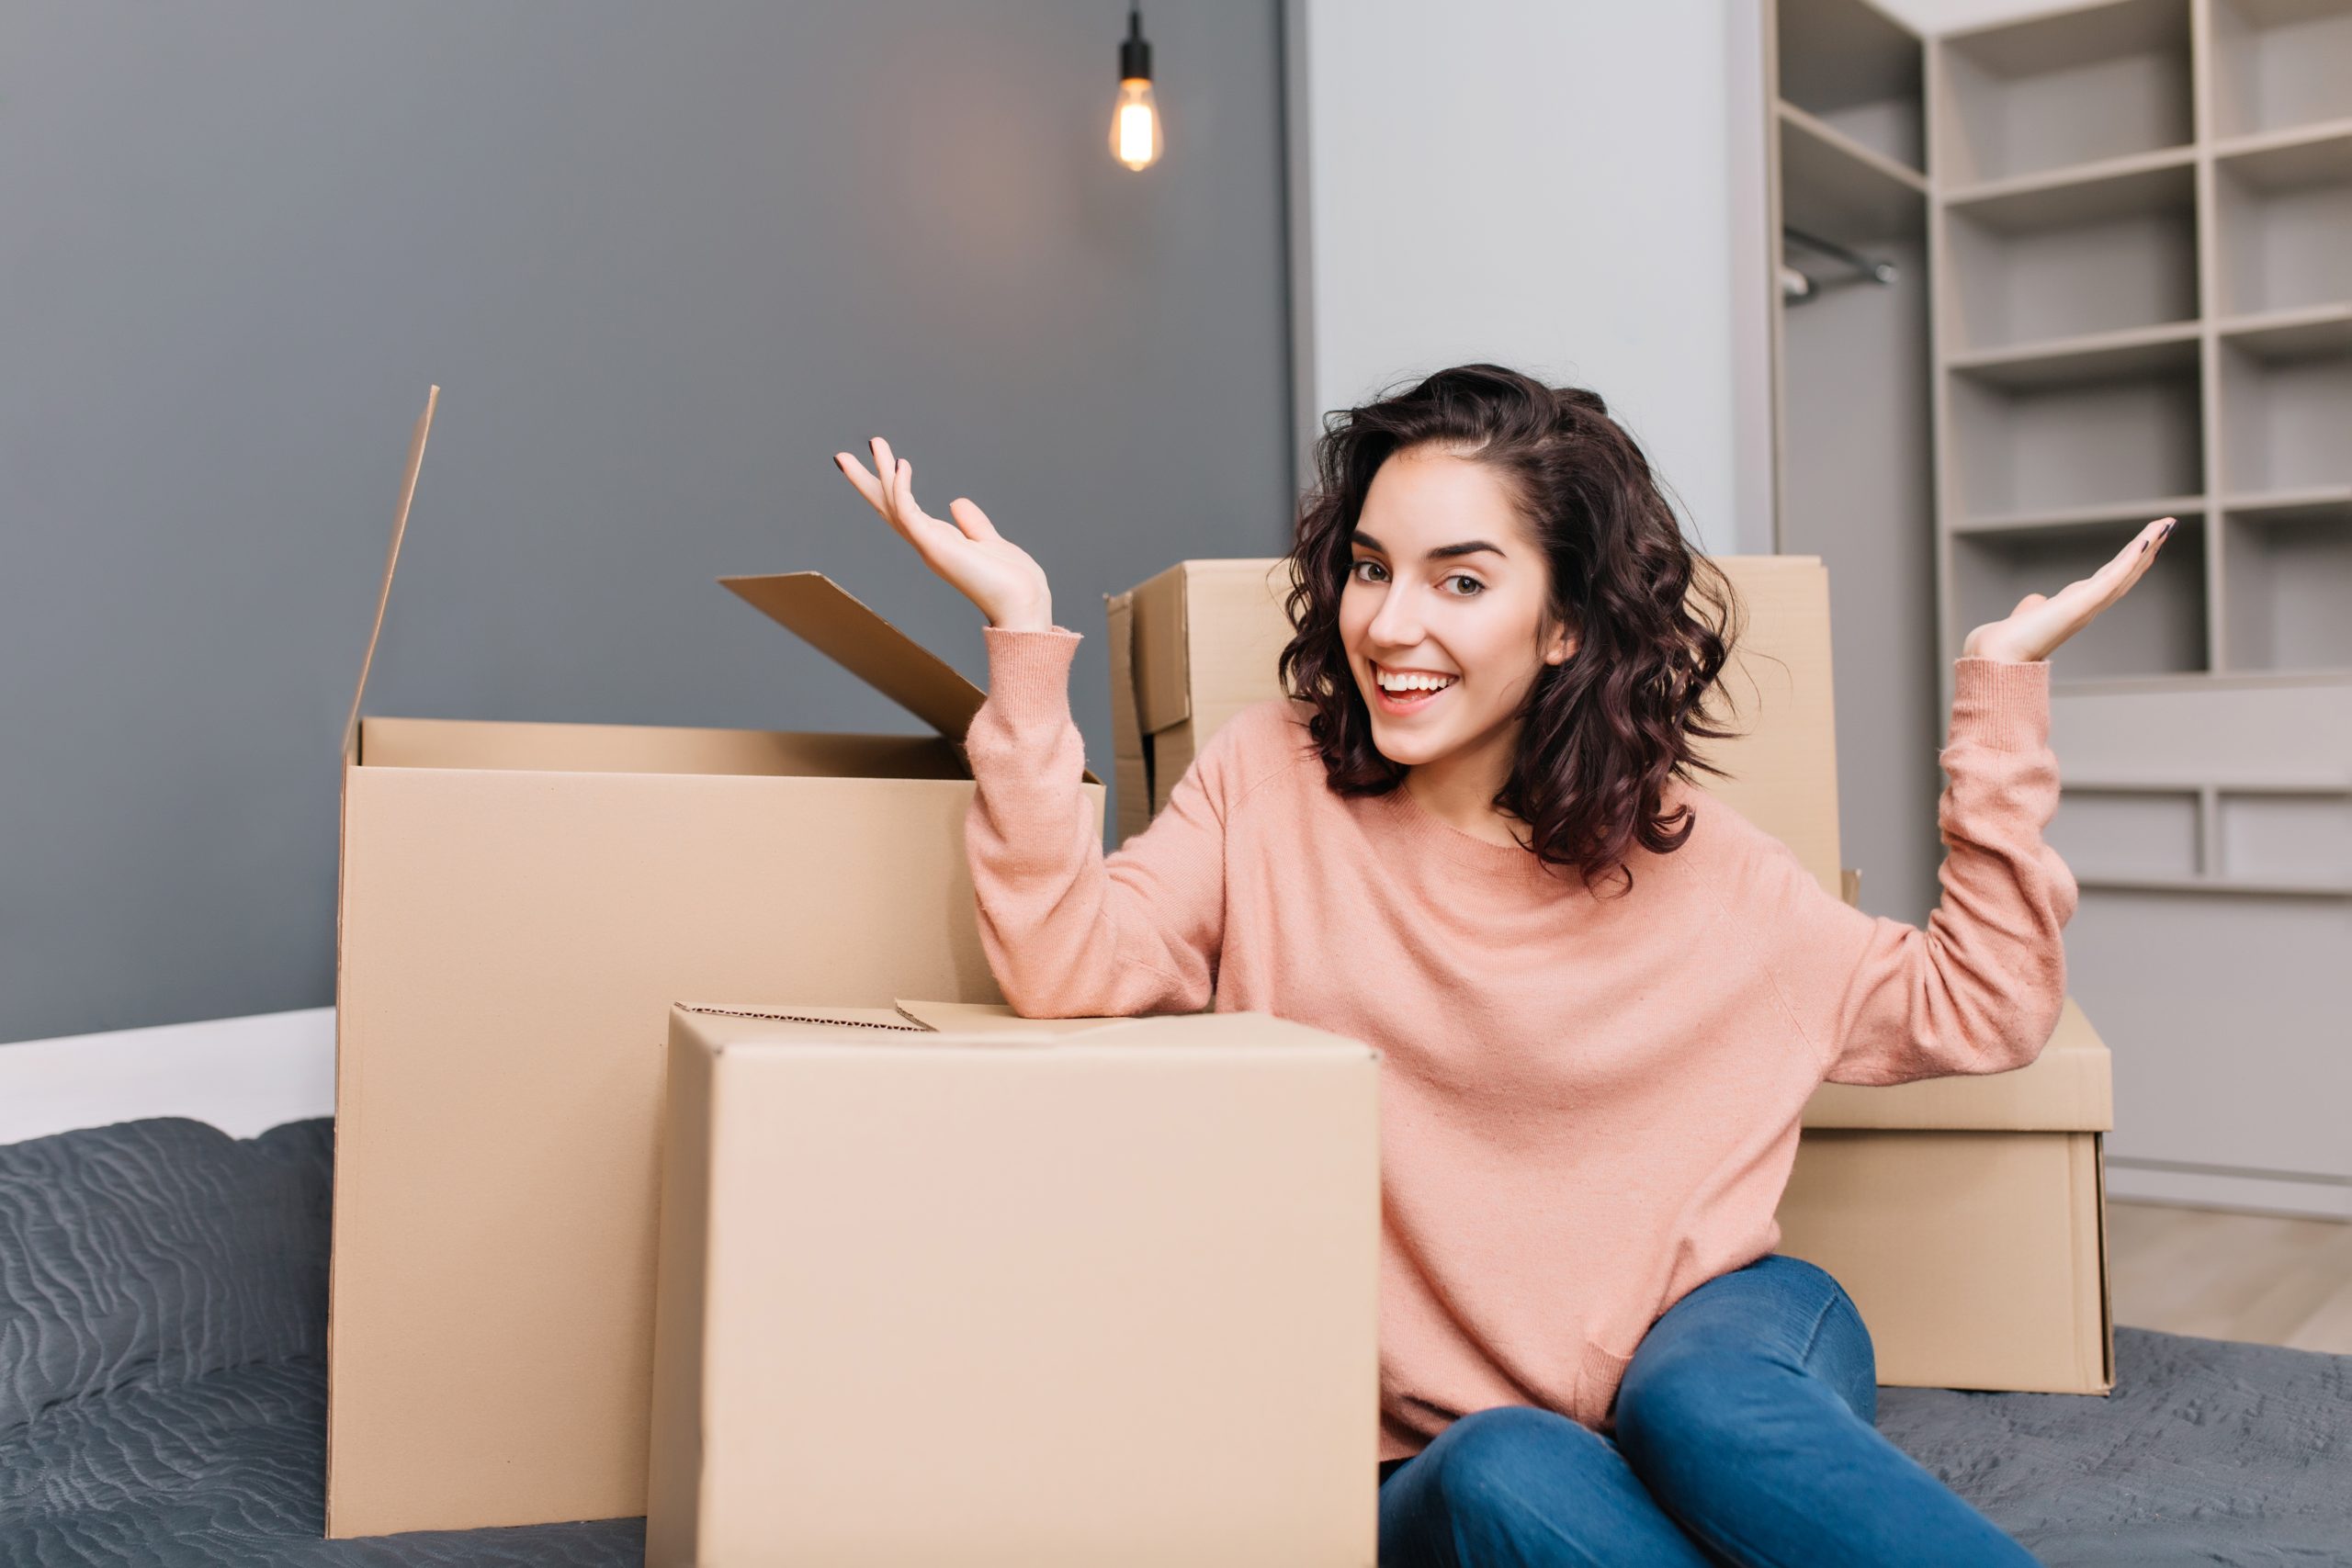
[1288,0,1775,557]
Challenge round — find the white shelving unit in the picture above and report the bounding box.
[1925,0,2352,1219]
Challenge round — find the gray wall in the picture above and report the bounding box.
[0,2,1295,1045]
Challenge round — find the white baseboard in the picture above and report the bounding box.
[2107,1158,2352,1223]
[0,1008,336,1146]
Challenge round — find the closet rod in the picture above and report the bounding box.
[1783,225,1898,287]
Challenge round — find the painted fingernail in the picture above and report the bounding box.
[2141,538,2150,553]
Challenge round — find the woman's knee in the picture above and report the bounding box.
[1388,1408,1735,1568]
[1759,1256,1878,1421]
[1390,1405,1600,1530]
[1617,1260,1878,1453]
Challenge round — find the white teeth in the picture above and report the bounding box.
[1376,669,1456,693]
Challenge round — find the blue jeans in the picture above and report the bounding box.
[1376,1253,2040,1566]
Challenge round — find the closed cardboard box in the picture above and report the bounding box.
[646,999,1382,1568]
[328,391,1100,1536]
[1784,995,2115,1395]
[1105,554,2114,1398]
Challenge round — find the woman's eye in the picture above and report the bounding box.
[1350,559,1384,582]
[1446,574,1484,595]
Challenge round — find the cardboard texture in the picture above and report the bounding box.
[1781,997,2116,1394]
[1104,555,1848,895]
[1107,557,2115,1398]
[646,1002,1382,1568]
[327,392,1102,1538]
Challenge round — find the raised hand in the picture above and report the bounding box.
[1962,514,2177,664]
[833,435,1056,632]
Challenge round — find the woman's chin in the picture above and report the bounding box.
[1370,727,1444,767]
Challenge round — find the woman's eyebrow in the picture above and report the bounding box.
[1351,528,1507,560]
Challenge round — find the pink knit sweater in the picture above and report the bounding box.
[961,625,2078,1463]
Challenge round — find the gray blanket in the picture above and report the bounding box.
[2,1118,2346,1565]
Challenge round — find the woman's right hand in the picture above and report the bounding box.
[834,436,1055,632]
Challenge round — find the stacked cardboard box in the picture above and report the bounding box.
[1787,996,2113,1393]
[643,999,1382,1566]
[325,396,2107,1541]
[1105,554,2115,1398]
[328,392,1103,1536]
[1108,557,1848,897]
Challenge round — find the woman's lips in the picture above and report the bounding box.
[1370,670,1454,716]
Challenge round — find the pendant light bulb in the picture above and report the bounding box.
[1110,6,1161,171]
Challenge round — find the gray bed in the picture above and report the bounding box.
[3,1119,2346,1566]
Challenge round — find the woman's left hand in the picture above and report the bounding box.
[1961,514,2177,664]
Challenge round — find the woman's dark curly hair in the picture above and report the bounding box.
[1276,363,1746,897]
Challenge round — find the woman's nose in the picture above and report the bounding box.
[1368,586,1424,647]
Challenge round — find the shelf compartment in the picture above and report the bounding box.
[1935,0,2193,186]
[1952,513,2208,678]
[1777,0,1926,172]
[1953,494,2199,539]
[2215,302,2352,357]
[2218,785,2352,884]
[2049,786,2201,879]
[2220,492,2352,671]
[2214,124,2352,314]
[2211,0,2352,139]
[1948,347,2202,518]
[1941,160,2198,351]
[1946,321,2199,388]
[2217,481,2352,516]
[1779,102,1928,244]
[2217,327,2352,493]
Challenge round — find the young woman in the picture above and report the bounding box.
[835,364,2170,1567]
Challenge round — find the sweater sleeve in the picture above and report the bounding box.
[1746,655,2081,1086]
[959,624,1233,1018]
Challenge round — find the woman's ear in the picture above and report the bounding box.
[1544,625,1577,665]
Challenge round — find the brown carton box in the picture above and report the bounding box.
[644,999,1383,1567]
[1104,553,2114,1398]
[1787,995,2114,1395]
[327,390,1101,1536]
[1106,555,1847,893]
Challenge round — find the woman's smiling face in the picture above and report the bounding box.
[1340,446,1576,771]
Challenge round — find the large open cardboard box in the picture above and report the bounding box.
[327,390,1101,1537]
[1107,555,2115,1399]
[645,999,1382,1567]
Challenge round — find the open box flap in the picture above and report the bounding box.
[890,998,1117,1037]
[891,999,1373,1057]
[719,574,1102,784]
[720,573,989,741]
[343,386,439,761]
[337,395,1097,784]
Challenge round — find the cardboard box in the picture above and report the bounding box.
[1781,996,2115,1395]
[1106,554,2114,1397]
[646,999,1382,1568]
[1105,555,1848,894]
[327,390,1102,1537]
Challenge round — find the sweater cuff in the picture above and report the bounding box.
[1949,655,2051,752]
[980,624,1083,716]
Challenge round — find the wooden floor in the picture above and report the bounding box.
[2109,1200,2352,1355]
